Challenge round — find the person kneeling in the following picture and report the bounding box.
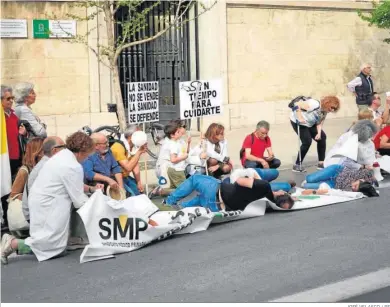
[1,132,94,264]
[163,174,295,212]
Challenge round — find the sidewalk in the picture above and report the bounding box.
[139,117,355,188]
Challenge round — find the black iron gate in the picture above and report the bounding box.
[115,1,198,128]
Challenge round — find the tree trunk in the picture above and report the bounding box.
[103,2,127,131]
[112,64,127,131]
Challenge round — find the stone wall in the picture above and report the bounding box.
[226,1,390,129]
[0,1,117,139]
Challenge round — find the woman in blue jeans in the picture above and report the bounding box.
[165,174,295,212]
[302,164,376,191]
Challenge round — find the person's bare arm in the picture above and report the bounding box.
[114,173,124,188]
[382,98,390,124]
[170,153,188,164]
[380,135,390,149]
[244,148,269,168]
[118,151,142,173]
[93,173,118,190]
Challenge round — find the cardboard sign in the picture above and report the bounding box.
[179,79,223,119]
[127,82,159,124]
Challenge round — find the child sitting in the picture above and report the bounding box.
[149,120,190,199]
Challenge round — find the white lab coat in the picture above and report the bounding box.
[25,149,88,261]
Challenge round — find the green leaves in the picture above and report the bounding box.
[358,1,390,43]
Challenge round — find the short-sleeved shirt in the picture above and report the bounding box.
[240,134,272,166]
[111,142,133,178]
[374,126,390,149]
[156,138,187,171]
[82,150,122,181]
[289,98,326,127]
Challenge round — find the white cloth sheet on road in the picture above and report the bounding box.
[77,187,364,263]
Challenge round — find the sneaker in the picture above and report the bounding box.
[292,164,306,173]
[148,186,161,200]
[317,163,324,170]
[1,233,16,265]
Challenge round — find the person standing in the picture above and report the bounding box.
[1,85,25,178]
[14,82,47,141]
[290,96,340,172]
[347,63,374,110]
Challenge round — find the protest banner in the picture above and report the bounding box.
[179,79,223,120]
[127,81,159,195]
[78,188,364,263]
[127,81,159,124]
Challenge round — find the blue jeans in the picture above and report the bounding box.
[244,159,281,169]
[221,177,291,192]
[123,176,140,196]
[303,164,344,189]
[166,175,220,212]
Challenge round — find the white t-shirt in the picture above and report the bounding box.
[369,107,382,120]
[156,137,187,171]
[289,98,326,127]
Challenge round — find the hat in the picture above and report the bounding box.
[106,186,126,201]
[130,131,148,155]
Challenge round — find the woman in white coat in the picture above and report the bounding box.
[1,132,94,264]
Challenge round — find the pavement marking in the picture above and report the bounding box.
[269,267,390,302]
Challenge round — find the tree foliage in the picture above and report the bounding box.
[358,1,390,43]
[48,0,217,130]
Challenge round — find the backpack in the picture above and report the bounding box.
[288,95,312,111]
[239,133,271,160]
[239,133,255,160]
[108,136,128,155]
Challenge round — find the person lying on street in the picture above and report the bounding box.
[223,168,296,193]
[1,132,94,264]
[82,132,124,193]
[301,164,377,192]
[163,174,295,212]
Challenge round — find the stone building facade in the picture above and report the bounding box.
[1,0,389,138]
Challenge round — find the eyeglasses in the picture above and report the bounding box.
[97,142,109,146]
[5,96,15,101]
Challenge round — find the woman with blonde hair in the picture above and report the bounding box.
[9,137,44,202]
[204,123,232,178]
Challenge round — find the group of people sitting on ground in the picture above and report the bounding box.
[1,78,389,264]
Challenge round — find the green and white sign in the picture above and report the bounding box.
[32,19,76,39]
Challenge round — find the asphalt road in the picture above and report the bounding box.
[2,170,390,303]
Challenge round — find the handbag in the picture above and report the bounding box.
[7,193,30,231]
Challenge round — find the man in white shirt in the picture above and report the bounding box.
[347,63,374,110]
[1,132,95,264]
[368,93,389,127]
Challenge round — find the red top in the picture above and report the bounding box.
[241,133,272,166]
[374,126,390,150]
[4,109,20,160]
